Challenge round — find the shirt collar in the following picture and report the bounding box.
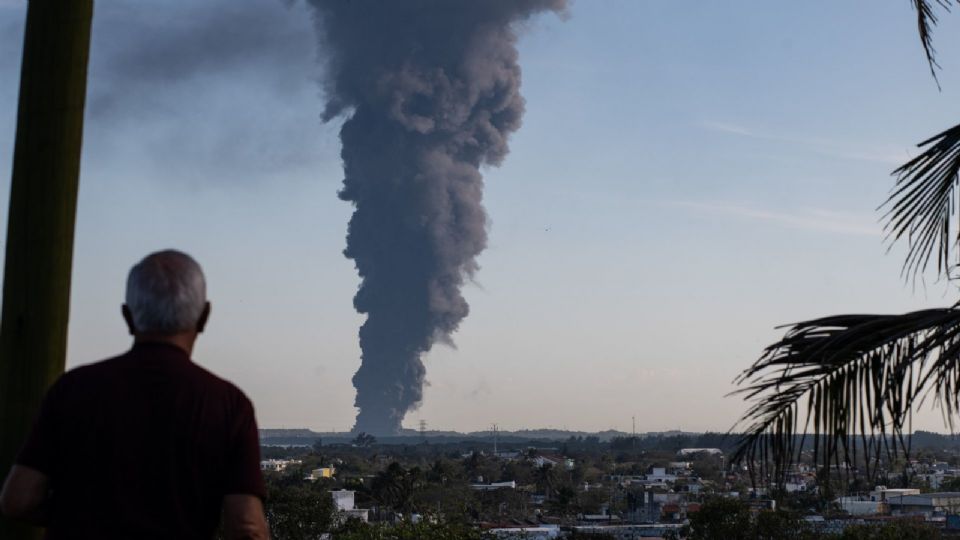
[130,341,192,360]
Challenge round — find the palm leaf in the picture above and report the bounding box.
[730,307,960,486]
[882,123,960,281]
[912,0,952,87]
[729,0,960,491]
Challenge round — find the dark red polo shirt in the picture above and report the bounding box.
[16,342,265,539]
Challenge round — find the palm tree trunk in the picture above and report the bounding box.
[0,1,93,538]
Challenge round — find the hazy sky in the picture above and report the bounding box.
[3,1,960,434]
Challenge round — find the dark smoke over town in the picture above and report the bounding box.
[307,0,566,434]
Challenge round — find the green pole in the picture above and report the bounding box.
[0,1,93,537]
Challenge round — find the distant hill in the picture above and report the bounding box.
[258,427,699,446]
[259,428,960,452]
[908,430,960,449]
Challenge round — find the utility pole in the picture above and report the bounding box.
[0,2,94,538]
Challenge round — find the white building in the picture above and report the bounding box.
[489,524,561,539]
[259,459,301,472]
[677,448,723,457]
[871,486,920,500]
[835,486,922,516]
[532,455,575,471]
[470,480,517,491]
[331,490,369,523]
[835,497,883,516]
[646,467,677,484]
[889,492,960,516]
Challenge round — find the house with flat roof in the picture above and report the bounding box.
[888,492,960,516]
[331,490,368,523]
[259,459,301,472]
[305,466,336,481]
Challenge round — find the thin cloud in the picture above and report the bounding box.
[671,200,882,237]
[702,121,756,138]
[467,378,493,400]
[702,120,912,166]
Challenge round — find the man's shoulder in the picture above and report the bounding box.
[185,360,252,403]
[59,348,251,404]
[180,361,258,424]
[57,352,128,384]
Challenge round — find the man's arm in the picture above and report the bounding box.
[221,392,268,539]
[222,494,269,540]
[0,464,50,525]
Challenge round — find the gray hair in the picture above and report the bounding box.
[125,250,207,334]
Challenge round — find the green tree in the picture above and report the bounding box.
[353,432,377,448]
[683,498,815,540]
[549,485,580,518]
[685,498,753,540]
[263,483,336,540]
[533,463,559,498]
[567,531,617,540]
[836,519,941,540]
[690,456,722,483]
[731,3,960,487]
[333,519,488,540]
[753,509,816,540]
[501,460,534,486]
[940,476,960,491]
[463,451,500,483]
[371,462,423,513]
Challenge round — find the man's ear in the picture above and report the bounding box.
[196,302,211,333]
[121,305,136,335]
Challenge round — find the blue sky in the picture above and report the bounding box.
[2,1,960,433]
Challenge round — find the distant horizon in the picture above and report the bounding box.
[258,426,960,438]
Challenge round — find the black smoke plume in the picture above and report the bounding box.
[307,0,565,434]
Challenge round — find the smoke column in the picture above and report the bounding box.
[308,0,566,434]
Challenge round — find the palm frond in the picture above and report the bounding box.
[912,0,952,88]
[730,307,960,486]
[882,123,960,281]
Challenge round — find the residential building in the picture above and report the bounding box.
[532,454,575,471]
[259,458,301,472]
[677,448,723,457]
[471,481,517,491]
[331,490,369,523]
[571,523,685,539]
[305,467,336,481]
[888,492,960,516]
[488,524,561,539]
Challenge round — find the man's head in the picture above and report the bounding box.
[123,250,210,341]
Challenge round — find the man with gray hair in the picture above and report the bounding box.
[0,250,270,539]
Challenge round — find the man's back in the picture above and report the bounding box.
[18,342,265,539]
